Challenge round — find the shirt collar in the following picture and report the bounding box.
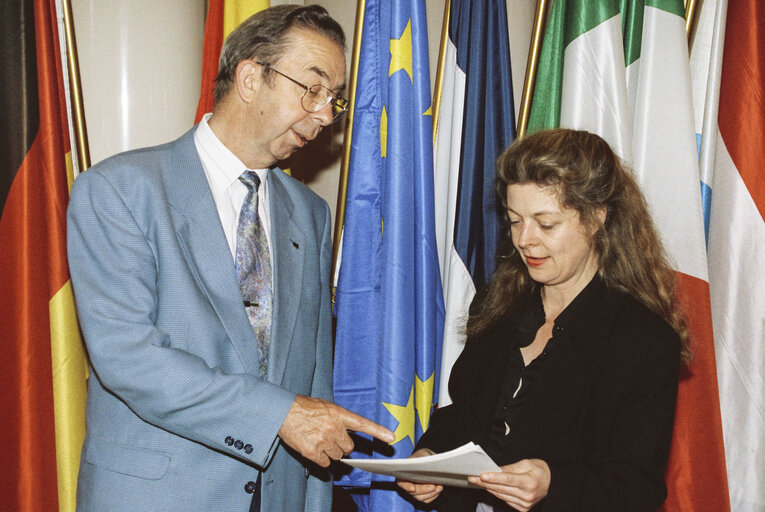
[196,113,266,184]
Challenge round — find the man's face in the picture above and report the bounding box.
[246,28,346,168]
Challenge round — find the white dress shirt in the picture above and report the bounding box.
[194,113,272,261]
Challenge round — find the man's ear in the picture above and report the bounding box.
[235,59,260,103]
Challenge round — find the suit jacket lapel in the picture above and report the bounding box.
[164,129,261,375]
[267,170,305,385]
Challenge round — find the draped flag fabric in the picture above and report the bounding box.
[528,1,730,510]
[689,0,723,235]
[333,0,444,509]
[0,0,88,511]
[195,0,269,122]
[433,0,516,405]
[699,0,764,508]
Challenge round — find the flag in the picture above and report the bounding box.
[195,0,269,122]
[333,0,444,509]
[0,0,88,511]
[528,0,631,156]
[528,1,730,510]
[433,0,516,406]
[689,0,723,236]
[702,0,765,508]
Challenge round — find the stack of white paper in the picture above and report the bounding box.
[341,442,500,488]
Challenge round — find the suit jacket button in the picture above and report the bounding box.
[244,481,256,494]
[244,444,253,454]
[225,436,234,446]
[235,440,244,450]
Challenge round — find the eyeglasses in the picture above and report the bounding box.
[257,62,349,123]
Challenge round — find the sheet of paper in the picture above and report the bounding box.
[341,442,500,488]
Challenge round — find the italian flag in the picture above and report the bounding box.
[528,1,730,510]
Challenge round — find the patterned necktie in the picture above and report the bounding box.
[235,171,272,376]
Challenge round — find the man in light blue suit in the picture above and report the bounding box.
[67,5,393,511]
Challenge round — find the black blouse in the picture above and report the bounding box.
[415,276,681,511]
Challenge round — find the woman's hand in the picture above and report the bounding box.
[467,458,551,512]
[396,448,444,504]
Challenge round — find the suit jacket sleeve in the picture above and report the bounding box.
[416,341,487,453]
[303,200,334,511]
[413,318,499,511]
[416,287,496,454]
[67,168,296,469]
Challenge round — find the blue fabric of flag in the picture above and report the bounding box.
[333,0,444,509]
[452,0,516,288]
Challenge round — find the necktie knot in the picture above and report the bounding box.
[240,170,261,192]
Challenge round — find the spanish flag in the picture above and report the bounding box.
[195,0,270,122]
[0,0,88,511]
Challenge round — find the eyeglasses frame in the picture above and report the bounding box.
[256,61,349,123]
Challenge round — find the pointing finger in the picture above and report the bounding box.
[340,409,394,443]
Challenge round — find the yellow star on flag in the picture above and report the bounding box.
[423,105,432,117]
[415,372,435,432]
[382,386,415,445]
[389,19,413,81]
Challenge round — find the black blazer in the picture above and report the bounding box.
[416,277,680,511]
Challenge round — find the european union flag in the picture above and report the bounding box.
[333,0,444,509]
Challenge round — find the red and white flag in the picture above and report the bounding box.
[697,0,765,509]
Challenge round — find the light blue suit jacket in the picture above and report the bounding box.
[67,128,333,511]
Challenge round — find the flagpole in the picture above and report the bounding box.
[432,0,451,141]
[516,0,550,139]
[62,0,91,171]
[331,0,367,302]
[685,0,699,42]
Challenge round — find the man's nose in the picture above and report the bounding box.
[312,102,335,127]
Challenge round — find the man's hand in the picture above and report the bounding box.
[278,395,395,467]
[397,448,444,503]
[467,458,551,512]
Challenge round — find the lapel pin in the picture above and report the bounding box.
[291,240,299,249]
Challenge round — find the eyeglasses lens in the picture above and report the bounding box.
[301,86,348,122]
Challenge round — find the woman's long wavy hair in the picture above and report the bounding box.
[467,129,690,358]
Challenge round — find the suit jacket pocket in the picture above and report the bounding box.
[83,436,171,480]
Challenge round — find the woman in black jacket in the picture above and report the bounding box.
[398,129,686,511]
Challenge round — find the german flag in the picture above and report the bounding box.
[195,0,270,122]
[0,0,88,511]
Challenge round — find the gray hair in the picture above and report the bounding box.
[213,4,345,105]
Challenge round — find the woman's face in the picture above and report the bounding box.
[506,183,602,294]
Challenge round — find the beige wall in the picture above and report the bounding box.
[73,0,535,234]
[72,0,206,166]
